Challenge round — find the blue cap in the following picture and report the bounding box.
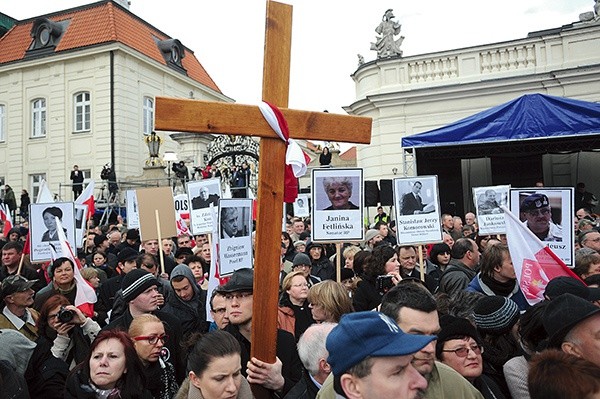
[521,193,549,211]
[326,311,436,376]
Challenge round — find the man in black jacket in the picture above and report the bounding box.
[219,268,302,398]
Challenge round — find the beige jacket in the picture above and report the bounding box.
[175,376,255,399]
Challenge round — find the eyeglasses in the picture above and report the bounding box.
[224,292,252,301]
[442,344,483,357]
[133,334,168,345]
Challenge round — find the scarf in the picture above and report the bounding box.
[481,274,516,297]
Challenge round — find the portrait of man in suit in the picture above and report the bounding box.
[221,207,245,239]
[400,181,426,215]
[191,186,220,210]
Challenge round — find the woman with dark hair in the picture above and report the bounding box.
[436,314,506,399]
[277,271,315,340]
[128,314,179,399]
[25,294,101,398]
[175,330,253,399]
[428,242,452,292]
[281,232,296,263]
[352,245,401,311]
[65,329,152,399]
[34,257,78,310]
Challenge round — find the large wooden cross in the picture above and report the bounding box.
[155,1,371,396]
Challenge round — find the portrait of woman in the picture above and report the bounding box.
[321,177,359,210]
[41,206,66,242]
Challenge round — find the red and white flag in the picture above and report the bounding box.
[75,180,95,219]
[51,216,97,317]
[0,204,13,238]
[502,206,581,305]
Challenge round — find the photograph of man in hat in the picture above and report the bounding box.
[520,193,562,242]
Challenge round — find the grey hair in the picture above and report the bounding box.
[297,322,337,377]
[322,177,353,192]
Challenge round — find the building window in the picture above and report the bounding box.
[143,96,154,135]
[31,98,47,138]
[0,105,5,142]
[74,92,91,132]
[30,173,46,200]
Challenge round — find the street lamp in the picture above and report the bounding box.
[164,151,178,187]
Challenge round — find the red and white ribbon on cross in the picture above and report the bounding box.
[259,101,311,203]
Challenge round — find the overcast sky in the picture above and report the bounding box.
[4,0,592,114]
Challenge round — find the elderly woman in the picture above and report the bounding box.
[34,257,78,310]
[322,177,358,210]
[436,314,505,399]
[65,329,152,399]
[175,330,253,399]
[307,280,353,323]
[278,271,315,340]
[129,314,179,399]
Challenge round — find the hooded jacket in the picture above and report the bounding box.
[305,242,334,281]
[162,264,209,337]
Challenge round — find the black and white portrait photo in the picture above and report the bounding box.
[293,194,310,217]
[218,198,253,276]
[188,179,222,235]
[29,202,76,261]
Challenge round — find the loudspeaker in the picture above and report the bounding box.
[379,179,394,206]
[364,181,380,207]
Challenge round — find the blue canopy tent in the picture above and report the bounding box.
[400,93,600,215]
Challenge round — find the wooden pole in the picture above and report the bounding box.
[336,243,342,283]
[418,244,425,282]
[16,253,25,276]
[155,210,165,276]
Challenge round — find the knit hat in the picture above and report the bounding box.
[472,296,520,335]
[293,253,312,268]
[435,314,481,359]
[0,329,36,376]
[364,229,380,243]
[293,240,306,248]
[543,293,600,348]
[326,312,435,376]
[121,269,159,303]
[126,229,140,241]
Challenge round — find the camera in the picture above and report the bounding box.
[376,275,395,294]
[57,306,75,323]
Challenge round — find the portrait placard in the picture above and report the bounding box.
[311,168,363,242]
[393,176,443,245]
[29,202,76,261]
[473,185,510,235]
[509,188,574,267]
[125,190,140,229]
[188,179,221,235]
[293,194,310,217]
[218,198,253,276]
[136,187,177,241]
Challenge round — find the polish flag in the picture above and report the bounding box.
[75,180,95,219]
[0,204,13,238]
[502,206,581,305]
[175,210,191,237]
[36,179,55,203]
[51,216,97,317]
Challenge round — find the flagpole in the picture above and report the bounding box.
[336,243,341,283]
[418,244,425,282]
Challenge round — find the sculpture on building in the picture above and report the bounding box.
[357,54,365,67]
[579,0,600,22]
[371,9,404,58]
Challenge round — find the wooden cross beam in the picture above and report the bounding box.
[155,1,371,395]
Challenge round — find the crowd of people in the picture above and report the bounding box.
[0,195,600,398]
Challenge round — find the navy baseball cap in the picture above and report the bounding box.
[326,311,436,376]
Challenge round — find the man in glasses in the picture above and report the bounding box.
[521,193,562,242]
[103,268,185,382]
[218,268,302,398]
